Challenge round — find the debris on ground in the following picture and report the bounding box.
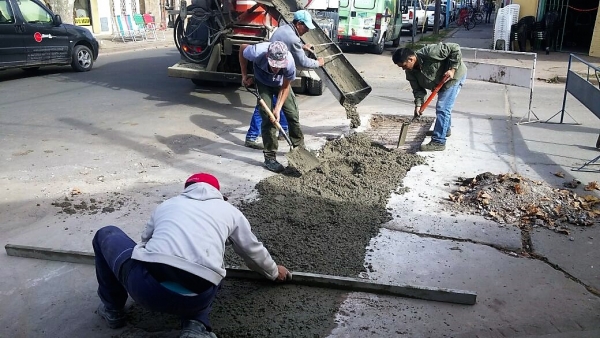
[445,172,600,235]
[50,192,139,216]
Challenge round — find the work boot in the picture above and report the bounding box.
[97,304,126,329]
[264,158,285,173]
[244,139,263,150]
[420,141,446,152]
[425,128,451,137]
[180,320,217,338]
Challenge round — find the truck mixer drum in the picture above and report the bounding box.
[175,0,222,64]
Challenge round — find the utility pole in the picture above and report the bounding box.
[433,0,441,34]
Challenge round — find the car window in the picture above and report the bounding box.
[0,0,15,23]
[339,0,349,7]
[18,0,53,24]
[354,0,375,10]
[426,5,435,11]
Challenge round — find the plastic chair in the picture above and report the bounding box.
[133,13,151,41]
[112,15,135,42]
[143,13,166,41]
[125,14,145,41]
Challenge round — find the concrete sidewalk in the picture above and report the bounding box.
[95,28,174,55]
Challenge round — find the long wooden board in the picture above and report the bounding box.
[5,243,476,305]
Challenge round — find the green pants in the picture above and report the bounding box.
[256,81,303,160]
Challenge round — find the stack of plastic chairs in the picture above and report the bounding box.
[493,7,510,51]
[493,4,520,51]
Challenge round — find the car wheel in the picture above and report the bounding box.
[372,36,385,54]
[71,45,94,72]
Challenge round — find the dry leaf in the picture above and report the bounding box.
[553,171,565,178]
[584,181,600,191]
[514,183,522,194]
[71,188,82,196]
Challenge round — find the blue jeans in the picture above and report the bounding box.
[246,96,289,141]
[92,226,221,330]
[432,74,466,144]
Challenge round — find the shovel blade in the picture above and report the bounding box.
[285,146,321,174]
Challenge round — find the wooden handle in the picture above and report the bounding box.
[257,98,293,147]
[419,75,451,114]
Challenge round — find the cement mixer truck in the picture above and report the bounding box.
[168,0,335,95]
[168,0,371,105]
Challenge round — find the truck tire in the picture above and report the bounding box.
[306,79,323,96]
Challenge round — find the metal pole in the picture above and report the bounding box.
[559,0,568,52]
[559,54,572,124]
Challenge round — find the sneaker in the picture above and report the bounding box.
[420,141,446,152]
[97,303,126,329]
[180,320,217,338]
[264,158,285,173]
[425,128,451,137]
[244,139,263,150]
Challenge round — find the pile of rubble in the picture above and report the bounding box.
[446,172,600,235]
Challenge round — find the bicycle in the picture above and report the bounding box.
[457,8,475,30]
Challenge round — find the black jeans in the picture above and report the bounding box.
[92,226,221,330]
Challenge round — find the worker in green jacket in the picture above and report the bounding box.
[392,43,467,151]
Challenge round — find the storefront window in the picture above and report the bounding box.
[74,0,91,26]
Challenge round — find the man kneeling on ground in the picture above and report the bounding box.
[93,173,291,337]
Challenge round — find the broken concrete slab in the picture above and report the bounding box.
[328,229,600,337]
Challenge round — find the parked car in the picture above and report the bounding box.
[0,0,99,73]
[426,4,445,29]
[400,0,427,34]
[337,0,403,54]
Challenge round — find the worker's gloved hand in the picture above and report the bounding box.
[317,57,325,67]
[443,68,456,80]
[303,43,314,52]
[275,265,292,282]
[414,106,422,118]
[242,75,253,87]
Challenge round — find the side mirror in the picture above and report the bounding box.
[54,14,62,25]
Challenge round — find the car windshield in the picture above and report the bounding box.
[426,5,436,11]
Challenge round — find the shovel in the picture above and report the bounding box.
[416,74,451,118]
[404,75,451,144]
[245,86,321,174]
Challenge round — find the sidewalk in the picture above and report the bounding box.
[443,23,600,83]
[95,28,174,55]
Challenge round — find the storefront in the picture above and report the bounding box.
[510,0,599,55]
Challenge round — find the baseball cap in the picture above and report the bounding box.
[294,10,315,29]
[267,41,289,68]
[185,173,220,190]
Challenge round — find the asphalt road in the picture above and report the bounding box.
[3,44,600,338]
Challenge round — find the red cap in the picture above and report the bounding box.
[185,173,220,191]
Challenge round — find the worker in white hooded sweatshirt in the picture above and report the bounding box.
[92,172,291,338]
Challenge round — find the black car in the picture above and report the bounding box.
[0,0,99,72]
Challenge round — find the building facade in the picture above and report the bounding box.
[511,0,599,56]
[45,0,163,36]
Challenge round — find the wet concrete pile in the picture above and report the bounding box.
[120,133,425,337]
